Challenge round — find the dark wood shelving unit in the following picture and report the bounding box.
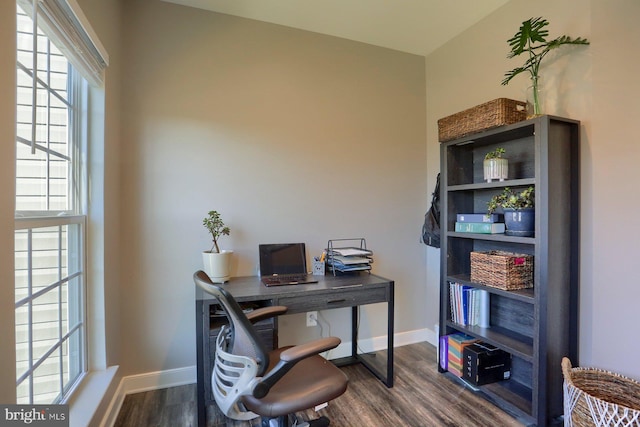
[438,115,580,426]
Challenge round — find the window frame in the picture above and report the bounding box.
[15,4,88,405]
[14,216,87,404]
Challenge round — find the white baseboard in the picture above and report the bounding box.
[327,327,435,359]
[100,327,436,427]
[101,366,197,427]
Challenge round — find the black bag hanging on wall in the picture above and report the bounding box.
[422,173,441,248]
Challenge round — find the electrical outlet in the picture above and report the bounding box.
[306,311,318,327]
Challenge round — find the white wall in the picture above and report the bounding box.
[73,0,124,422]
[426,0,640,379]
[75,0,124,372]
[118,0,427,376]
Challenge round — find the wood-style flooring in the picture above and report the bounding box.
[114,342,524,427]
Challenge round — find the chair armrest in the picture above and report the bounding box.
[252,337,341,398]
[279,337,340,362]
[245,306,288,323]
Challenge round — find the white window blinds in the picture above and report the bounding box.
[17,0,109,87]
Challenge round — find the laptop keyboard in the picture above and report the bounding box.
[269,274,307,282]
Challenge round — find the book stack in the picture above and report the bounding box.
[449,282,490,328]
[447,333,479,377]
[454,213,505,234]
[325,247,373,273]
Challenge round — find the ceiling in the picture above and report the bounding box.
[160,0,509,56]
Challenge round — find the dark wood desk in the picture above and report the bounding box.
[195,273,394,427]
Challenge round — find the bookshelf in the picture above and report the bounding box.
[438,115,580,426]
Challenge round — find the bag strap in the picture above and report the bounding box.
[431,173,441,205]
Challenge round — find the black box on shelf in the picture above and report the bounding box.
[463,342,511,386]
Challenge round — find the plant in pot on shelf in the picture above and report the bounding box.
[502,17,589,118]
[487,186,535,237]
[484,148,508,182]
[202,210,232,283]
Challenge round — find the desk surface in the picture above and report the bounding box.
[196,273,393,303]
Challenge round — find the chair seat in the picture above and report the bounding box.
[241,346,348,418]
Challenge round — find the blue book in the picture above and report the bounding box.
[456,213,503,223]
[462,286,472,326]
[455,222,505,234]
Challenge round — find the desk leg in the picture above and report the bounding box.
[196,301,206,427]
[351,306,358,358]
[386,281,394,387]
[345,282,394,388]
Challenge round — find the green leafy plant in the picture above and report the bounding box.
[485,148,506,160]
[487,187,535,215]
[203,210,230,253]
[502,17,589,115]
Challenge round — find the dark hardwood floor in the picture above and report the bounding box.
[114,342,524,427]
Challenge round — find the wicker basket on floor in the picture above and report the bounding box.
[562,357,640,426]
[437,98,527,142]
[470,250,533,290]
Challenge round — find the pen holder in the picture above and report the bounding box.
[312,260,325,276]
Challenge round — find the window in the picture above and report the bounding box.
[14,0,107,405]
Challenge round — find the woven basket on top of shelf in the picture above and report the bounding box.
[470,250,533,290]
[438,98,527,142]
[562,357,640,426]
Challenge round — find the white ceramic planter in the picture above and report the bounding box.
[483,158,508,182]
[202,250,233,283]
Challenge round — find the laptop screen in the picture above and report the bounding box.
[259,243,308,276]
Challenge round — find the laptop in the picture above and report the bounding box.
[259,243,318,287]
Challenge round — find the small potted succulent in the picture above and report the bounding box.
[484,148,508,182]
[202,210,232,283]
[487,186,535,237]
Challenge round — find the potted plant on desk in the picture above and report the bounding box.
[487,186,535,237]
[202,210,232,283]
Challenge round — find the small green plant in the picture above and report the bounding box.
[502,17,589,115]
[203,210,230,253]
[485,148,506,160]
[487,187,535,214]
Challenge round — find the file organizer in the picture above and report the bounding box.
[325,238,373,276]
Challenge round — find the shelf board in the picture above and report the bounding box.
[444,373,534,425]
[446,321,534,361]
[447,274,535,304]
[447,178,535,192]
[447,232,535,244]
[481,380,534,423]
[447,119,536,146]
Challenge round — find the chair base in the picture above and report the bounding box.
[262,415,330,427]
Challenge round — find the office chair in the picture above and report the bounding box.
[194,271,348,427]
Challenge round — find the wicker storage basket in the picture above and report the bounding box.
[562,357,640,426]
[438,98,527,142]
[470,251,533,290]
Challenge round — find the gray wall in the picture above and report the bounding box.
[119,0,427,376]
[426,0,640,378]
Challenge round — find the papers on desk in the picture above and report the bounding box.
[327,263,371,272]
[330,255,372,265]
[326,247,373,272]
[328,247,373,257]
